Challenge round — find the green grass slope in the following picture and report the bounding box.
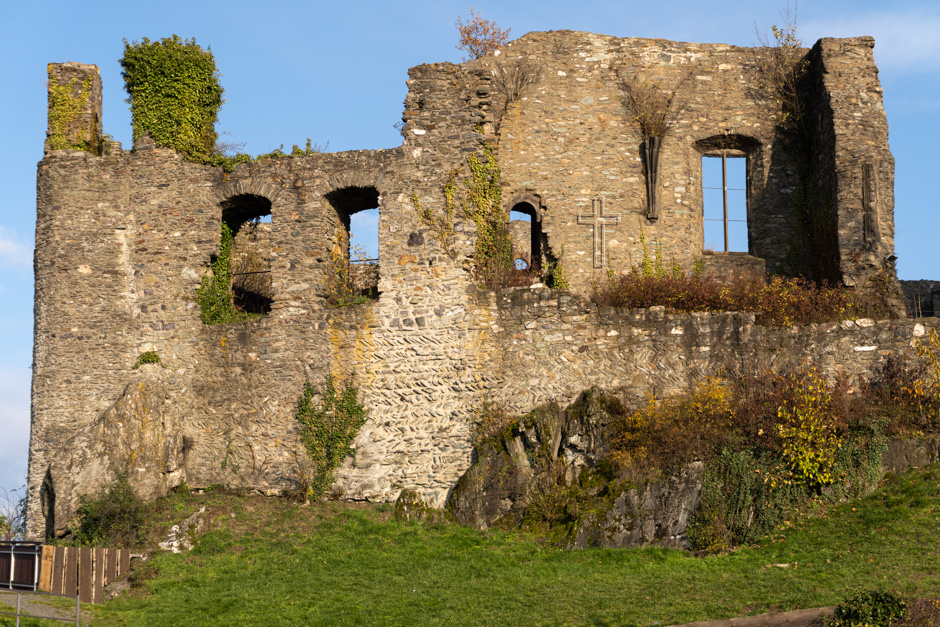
[89,463,940,627]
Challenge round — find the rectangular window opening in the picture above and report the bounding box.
[702,154,748,253]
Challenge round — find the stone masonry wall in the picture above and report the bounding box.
[801,38,897,287]
[485,286,936,415]
[28,32,904,539]
[484,32,800,287]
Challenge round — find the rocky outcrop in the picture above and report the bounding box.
[42,365,187,536]
[447,389,703,548]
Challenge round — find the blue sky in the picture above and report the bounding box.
[2,0,938,494]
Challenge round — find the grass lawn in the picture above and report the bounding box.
[86,462,940,626]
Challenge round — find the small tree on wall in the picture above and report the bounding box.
[456,7,511,60]
[120,35,223,163]
[754,8,808,142]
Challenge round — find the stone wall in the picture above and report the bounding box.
[900,279,940,318]
[28,31,907,539]
[811,38,896,288]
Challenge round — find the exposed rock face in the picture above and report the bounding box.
[42,365,186,537]
[159,506,207,553]
[572,462,702,549]
[882,435,940,475]
[447,389,703,549]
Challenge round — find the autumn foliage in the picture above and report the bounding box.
[456,7,511,60]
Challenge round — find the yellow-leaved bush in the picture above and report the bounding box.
[775,368,842,487]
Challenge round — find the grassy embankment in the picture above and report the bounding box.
[59,462,940,626]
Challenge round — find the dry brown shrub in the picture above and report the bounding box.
[492,60,541,103]
[754,5,808,138]
[619,73,687,140]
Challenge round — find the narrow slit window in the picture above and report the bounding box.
[702,154,748,253]
[508,201,544,273]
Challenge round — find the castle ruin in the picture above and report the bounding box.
[27,31,924,540]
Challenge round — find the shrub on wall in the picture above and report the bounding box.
[593,269,896,326]
[120,35,223,164]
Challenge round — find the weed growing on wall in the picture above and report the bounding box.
[133,350,161,369]
[491,60,542,104]
[295,376,367,498]
[619,73,686,141]
[196,222,256,324]
[755,10,808,141]
[120,35,223,164]
[546,247,570,291]
[324,229,376,307]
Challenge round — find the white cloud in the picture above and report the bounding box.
[0,227,32,268]
[803,9,940,74]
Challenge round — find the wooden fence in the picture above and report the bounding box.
[38,546,131,604]
[0,543,42,591]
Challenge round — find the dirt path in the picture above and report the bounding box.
[672,606,835,627]
[0,589,91,625]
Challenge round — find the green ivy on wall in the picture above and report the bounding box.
[196,222,255,324]
[295,377,368,498]
[120,35,223,164]
[47,72,97,152]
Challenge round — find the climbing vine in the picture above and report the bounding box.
[413,182,457,259]
[47,72,97,152]
[414,142,540,288]
[295,376,367,498]
[455,144,515,287]
[120,35,223,164]
[196,222,255,324]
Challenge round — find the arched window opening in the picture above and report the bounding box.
[221,194,273,315]
[509,201,543,273]
[509,209,531,270]
[324,186,380,303]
